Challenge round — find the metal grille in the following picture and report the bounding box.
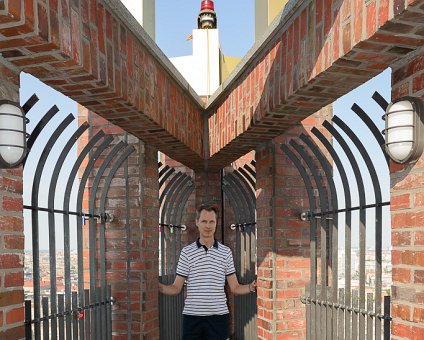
[282,91,392,340]
[23,94,134,340]
[223,161,257,340]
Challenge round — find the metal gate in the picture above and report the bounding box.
[222,161,257,340]
[23,94,134,339]
[282,92,392,339]
[158,163,195,340]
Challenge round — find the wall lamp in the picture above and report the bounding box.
[0,100,29,168]
[383,96,424,164]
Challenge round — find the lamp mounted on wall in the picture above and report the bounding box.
[0,100,29,168]
[383,96,424,164]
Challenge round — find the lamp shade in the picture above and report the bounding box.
[383,97,424,164]
[0,101,27,168]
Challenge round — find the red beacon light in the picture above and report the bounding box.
[198,0,217,29]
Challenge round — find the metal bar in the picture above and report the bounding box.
[89,142,125,339]
[351,103,389,166]
[25,299,32,340]
[324,120,368,340]
[159,166,175,188]
[384,295,390,340]
[58,294,64,340]
[308,202,390,216]
[160,172,183,219]
[172,178,194,226]
[72,292,78,340]
[306,283,310,340]
[225,173,250,224]
[97,146,135,339]
[238,166,256,190]
[333,115,384,340]
[372,91,389,111]
[281,144,317,340]
[30,113,73,340]
[24,105,59,165]
[124,137,131,340]
[367,293,373,340]
[107,286,112,340]
[76,136,114,340]
[158,164,170,178]
[96,286,101,340]
[244,162,256,179]
[300,133,339,340]
[290,139,329,339]
[24,204,103,218]
[46,117,85,340]
[338,288,345,340]
[42,296,49,340]
[175,184,195,230]
[162,174,189,225]
[316,285,321,340]
[312,126,353,340]
[22,93,39,113]
[63,130,105,340]
[232,170,256,221]
[85,289,90,340]
[352,289,359,340]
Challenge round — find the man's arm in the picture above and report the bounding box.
[226,274,256,295]
[158,275,186,296]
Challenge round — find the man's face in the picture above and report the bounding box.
[196,209,217,239]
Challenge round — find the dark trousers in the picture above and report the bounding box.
[182,314,230,340]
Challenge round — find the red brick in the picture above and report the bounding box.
[2,196,22,212]
[0,290,23,307]
[0,325,25,339]
[4,271,24,288]
[4,235,24,250]
[6,307,24,324]
[0,254,22,269]
[392,231,412,246]
[393,268,411,283]
[392,303,412,321]
[0,216,23,232]
[391,193,410,210]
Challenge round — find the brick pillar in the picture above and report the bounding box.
[0,66,25,338]
[78,106,159,338]
[390,53,424,339]
[256,107,331,339]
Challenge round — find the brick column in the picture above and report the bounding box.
[390,53,424,339]
[78,107,160,338]
[256,108,331,339]
[0,67,25,338]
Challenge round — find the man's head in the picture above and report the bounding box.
[195,203,218,239]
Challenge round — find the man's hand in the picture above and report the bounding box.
[227,274,257,295]
[158,275,185,296]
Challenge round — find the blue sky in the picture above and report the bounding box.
[22,0,391,251]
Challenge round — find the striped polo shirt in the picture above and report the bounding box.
[176,238,236,316]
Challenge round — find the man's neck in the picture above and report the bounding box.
[199,237,214,249]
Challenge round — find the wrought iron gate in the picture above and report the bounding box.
[158,163,195,340]
[222,161,257,340]
[282,92,392,339]
[23,94,134,339]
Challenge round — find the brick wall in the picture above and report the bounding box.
[390,51,424,339]
[0,68,25,338]
[256,107,331,339]
[78,106,160,338]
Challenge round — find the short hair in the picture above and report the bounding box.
[195,202,218,220]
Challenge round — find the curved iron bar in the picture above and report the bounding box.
[159,172,183,208]
[47,120,88,339]
[281,144,317,340]
[323,118,367,340]
[233,170,256,221]
[160,173,186,224]
[225,173,250,223]
[244,163,256,180]
[30,113,74,340]
[98,145,135,340]
[372,91,389,111]
[22,93,39,114]
[175,182,195,228]
[290,139,330,339]
[172,178,194,226]
[238,166,256,190]
[159,167,175,189]
[88,142,125,340]
[159,164,171,179]
[62,130,105,339]
[300,133,340,339]
[311,126,354,338]
[332,115,384,339]
[351,103,390,166]
[222,177,243,223]
[76,135,114,340]
[24,105,60,165]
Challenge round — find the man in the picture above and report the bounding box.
[159,202,256,340]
